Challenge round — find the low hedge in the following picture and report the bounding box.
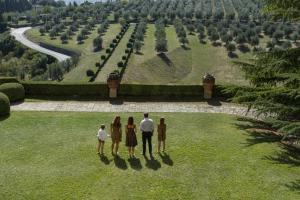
[119,84,203,97]
[0,92,10,116]
[22,82,108,97]
[0,83,25,102]
[0,77,19,85]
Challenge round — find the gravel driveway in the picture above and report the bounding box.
[10,27,71,62]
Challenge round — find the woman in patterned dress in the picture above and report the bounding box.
[125,116,138,158]
[110,116,122,156]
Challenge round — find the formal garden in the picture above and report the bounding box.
[0,0,299,199]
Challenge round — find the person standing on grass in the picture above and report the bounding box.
[157,117,167,153]
[140,113,154,157]
[97,124,109,155]
[110,116,122,156]
[125,117,138,158]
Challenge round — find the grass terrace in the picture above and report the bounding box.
[0,112,299,199]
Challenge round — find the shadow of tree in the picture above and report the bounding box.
[114,156,128,170]
[285,180,300,193]
[128,157,142,170]
[157,53,173,67]
[99,154,110,165]
[264,145,300,167]
[159,152,174,166]
[144,156,161,170]
[235,117,281,146]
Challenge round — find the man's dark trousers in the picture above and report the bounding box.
[142,132,152,155]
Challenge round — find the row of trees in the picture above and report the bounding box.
[154,19,167,54]
[174,19,188,47]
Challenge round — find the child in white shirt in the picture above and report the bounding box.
[97,124,109,155]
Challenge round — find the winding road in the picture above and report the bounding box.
[10,27,71,62]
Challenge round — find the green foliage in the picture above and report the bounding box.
[93,36,103,52]
[0,83,25,102]
[265,0,300,20]
[233,48,300,137]
[22,82,108,97]
[0,92,10,116]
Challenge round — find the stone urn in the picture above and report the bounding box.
[107,71,120,98]
[203,73,215,99]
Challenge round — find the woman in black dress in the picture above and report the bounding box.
[125,116,138,158]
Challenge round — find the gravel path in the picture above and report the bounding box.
[11,101,256,118]
[10,27,71,62]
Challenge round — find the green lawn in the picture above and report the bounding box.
[25,24,121,81]
[122,24,249,85]
[1,111,299,199]
[95,24,135,82]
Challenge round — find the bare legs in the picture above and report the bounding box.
[158,140,166,153]
[111,142,120,155]
[97,141,105,155]
[128,147,135,157]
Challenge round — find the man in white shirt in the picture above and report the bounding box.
[140,113,154,157]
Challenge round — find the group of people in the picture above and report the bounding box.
[97,113,167,158]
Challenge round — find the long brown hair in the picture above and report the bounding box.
[113,116,121,127]
[127,116,134,125]
[160,117,165,125]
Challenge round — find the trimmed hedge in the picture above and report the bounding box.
[0,77,19,85]
[0,92,10,116]
[0,83,25,102]
[22,82,108,97]
[119,84,203,97]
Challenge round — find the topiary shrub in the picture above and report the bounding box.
[110,43,115,48]
[117,61,124,67]
[95,62,101,68]
[101,55,106,60]
[86,69,95,77]
[127,42,133,48]
[0,92,10,116]
[125,49,130,54]
[113,39,118,43]
[0,83,25,102]
[116,35,120,39]
[129,38,134,43]
[122,55,127,60]
[106,48,111,54]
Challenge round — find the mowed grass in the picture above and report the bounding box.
[1,112,299,199]
[122,24,248,85]
[25,24,121,81]
[95,24,135,82]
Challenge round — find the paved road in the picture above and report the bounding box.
[10,27,71,62]
[11,101,257,118]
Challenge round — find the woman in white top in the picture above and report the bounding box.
[97,124,109,155]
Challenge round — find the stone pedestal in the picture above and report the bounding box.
[203,73,215,99]
[107,72,120,98]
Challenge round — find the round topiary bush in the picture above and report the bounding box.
[95,62,101,68]
[122,55,127,60]
[106,48,111,54]
[101,55,106,60]
[86,69,95,77]
[113,39,118,43]
[0,92,10,116]
[117,61,124,67]
[0,83,25,102]
[127,42,133,48]
[125,49,130,54]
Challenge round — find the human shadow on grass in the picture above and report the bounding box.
[159,152,174,166]
[99,154,110,165]
[235,117,282,146]
[114,156,128,170]
[144,155,161,170]
[128,157,142,170]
